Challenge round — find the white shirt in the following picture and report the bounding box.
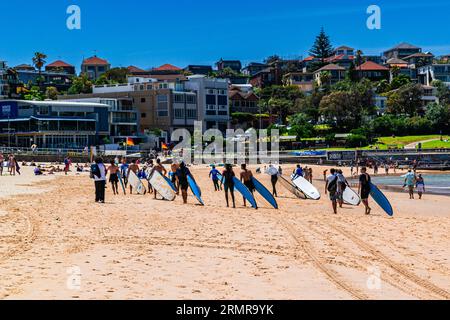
[94,163,107,181]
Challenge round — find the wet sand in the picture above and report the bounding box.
[0,165,449,300]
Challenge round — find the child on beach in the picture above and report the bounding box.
[209,165,221,191]
[416,174,425,200]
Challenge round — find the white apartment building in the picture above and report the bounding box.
[185,75,230,132]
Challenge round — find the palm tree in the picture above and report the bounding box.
[32,52,47,89]
[356,50,364,80]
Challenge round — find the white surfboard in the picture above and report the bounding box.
[342,186,361,206]
[127,171,147,195]
[149,170,176,201]
[292,176,321,200]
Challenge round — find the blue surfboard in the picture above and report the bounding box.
[162,174,178,192]
[251,177,278,209]
[370,182,394,216]
[117,171,126,194]
[187,175,204,205]
[217,173,257,209]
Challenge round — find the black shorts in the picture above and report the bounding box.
[224,183,234,192]
[180,182,189,191]
[244,180,255,192]
[361,188,370,200]
[109,173,118,183]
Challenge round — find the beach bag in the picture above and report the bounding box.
[327,176,338,193]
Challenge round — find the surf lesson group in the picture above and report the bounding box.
[88,156,394,217]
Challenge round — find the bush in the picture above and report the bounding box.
[346,134,369,148]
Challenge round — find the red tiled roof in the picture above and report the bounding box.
[316,64,346,72]
[303,56,315,62]
[153,64,181,71]
[358,61,389,71]
[82,56,109,65]
[127,65,146,73]
[326,54,355,62]
[47,60,73,68]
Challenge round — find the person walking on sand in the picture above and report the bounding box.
[308,167,313,183]
[292,164,304,180]
[150,159,167,199]
[127,160,140,194]
[336,169,349,208]
[64,156,71,175]
[240,164,257,208]
[209,165,221,191]
[146,159,154,194]
[358,167,372,215]
[416,174,425,200]
[120,159,129,187]
[0,152,4,176]
[91,157,107,203]
[221,164,236,208]
[9,154,16,176]
[175,162,193,204]
[323,169,328,182]
[107,160,120,195]
[325,168,338,214]
[267,164,278,197]
[403,169,416,199]
[170,162,180,191]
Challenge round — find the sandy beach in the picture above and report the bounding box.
[0,164,449,300]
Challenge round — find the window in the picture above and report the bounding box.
[174,94,184,103]
[174,109,184,119]
[186,109,197,119]
[207,89,215,94]
[206,105,216,116]
[139,85,144,91]
[206,95,216,105]
[157,95,169,117]
[147,85,153,90]
[218,95,227,105]
[141,98,146,103]
[186,95,196,104]
[141,113,147,118]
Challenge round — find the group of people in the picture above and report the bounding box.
[0,153,20,176]
[403,169,426,200]
[325,167,373,215]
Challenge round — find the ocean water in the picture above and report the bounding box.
[371,174,450,195]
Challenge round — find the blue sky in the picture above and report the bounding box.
[2,0,449,71]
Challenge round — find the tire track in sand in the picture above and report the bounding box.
[326,221,450,300]
[276,216,369,300]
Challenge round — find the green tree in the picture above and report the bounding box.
[32,52,47,88]
[431,80,450,105]
[309,27,333,67]
[287,113,315,139]
[45,86,59,100]
[264,55,281,64]
[425,102,450,133]
[95,67,129,85]
[390,74,411,90]
[24,86,45,101]
[386,83,423,116]
[68,74,93,94]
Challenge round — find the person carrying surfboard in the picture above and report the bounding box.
[175,162,192,204]
[336,169,349,208]
[292,164,304,180]
[325,168,339,214]
[120,159,129,187]
[170,163,180,193]
[358,167,372,215]
[150,158,167,199]
[221,164,236,208]
[209,165,221,191]
[107,160,120,195]
[240,164,257,208]
[127,160,140,195]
